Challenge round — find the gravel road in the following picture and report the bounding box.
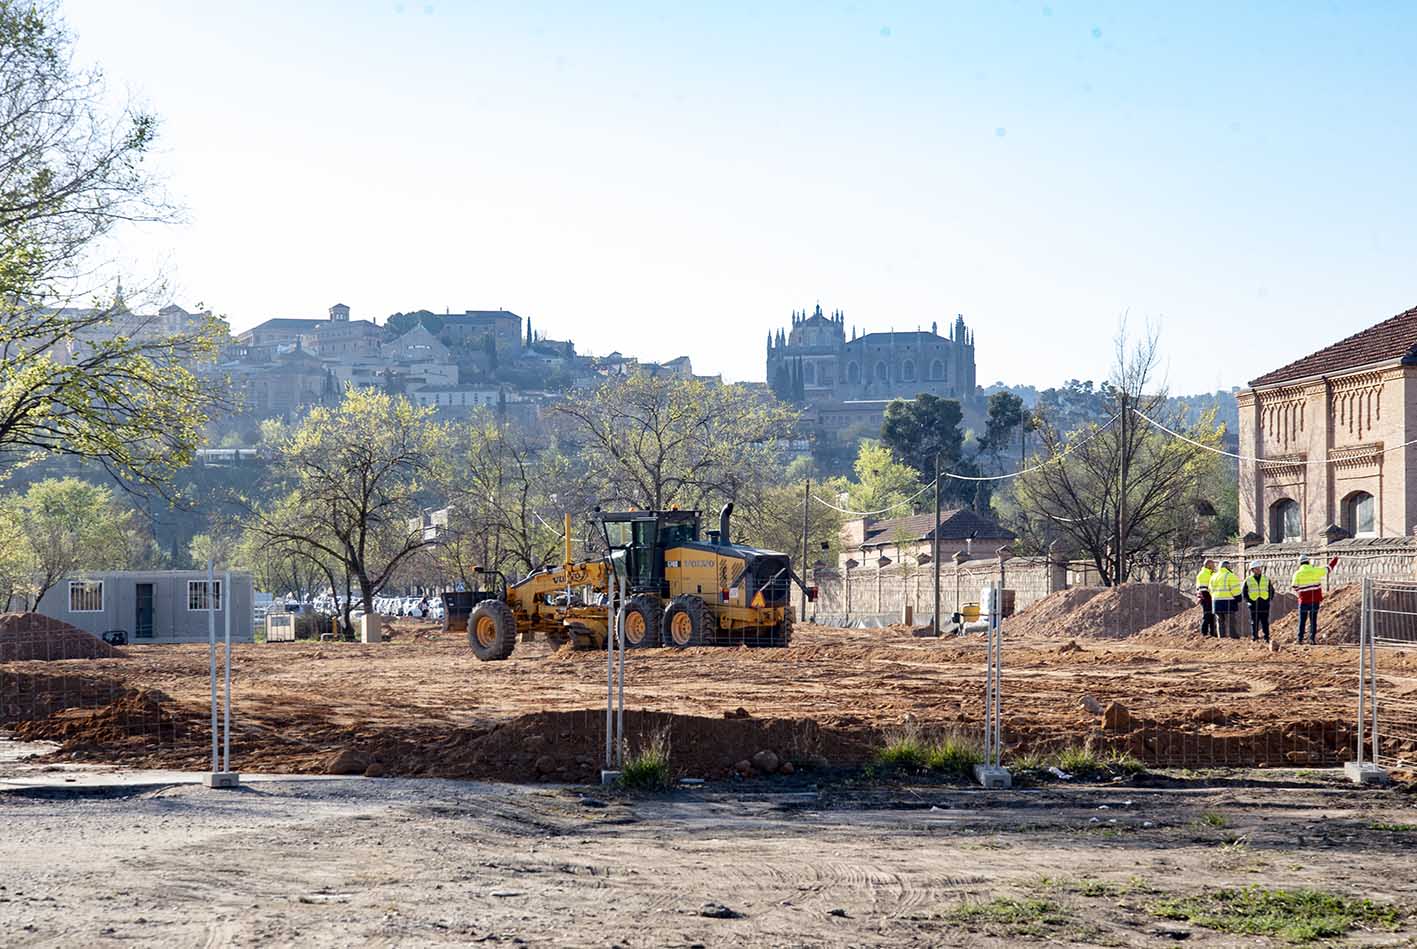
[2,772,1416,947]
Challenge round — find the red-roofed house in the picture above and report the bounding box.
[1237,305,1417,543]
[838,508,1015,568]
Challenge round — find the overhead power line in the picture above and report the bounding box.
[811,413,1121,517]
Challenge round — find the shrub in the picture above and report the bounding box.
[618,731,672,791]
[874,726,983,777]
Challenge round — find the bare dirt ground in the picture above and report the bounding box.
[2,773,1416,947]
[4,614,1415,781]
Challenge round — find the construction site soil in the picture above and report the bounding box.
[4,582,1414,783]
[0,612,117,662]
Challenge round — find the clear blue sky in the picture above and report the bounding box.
[64,1,1417,392]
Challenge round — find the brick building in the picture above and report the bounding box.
[1237,304,1417,542]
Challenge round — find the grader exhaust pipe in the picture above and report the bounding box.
[719,502,734,546]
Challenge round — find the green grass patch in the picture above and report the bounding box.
[943,897,1074,937]
[1046,876,1158,898]
[617,732,672,791]
[1149,887,1402,944]
[873,727,983,777]
[1006,742,1146,779]
[1369,821,1417,832]
[1195,811,1228,829]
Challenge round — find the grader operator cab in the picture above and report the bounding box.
[466,504,814,661]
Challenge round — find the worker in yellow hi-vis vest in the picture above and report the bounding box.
[1195,559,1217,636]
[1243,562,1273,643]
[1207,560,1243,639]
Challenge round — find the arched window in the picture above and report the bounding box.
[803,362,816,385]
[1343,491,1376,537]
[930,359,945,380]
[846,362,860,384]
[1270,499,1301,543]
[874,361,888,382]
[901,360,915,382]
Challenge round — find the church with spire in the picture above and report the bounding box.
[765,303,977,407]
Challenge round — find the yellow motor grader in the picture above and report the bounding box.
[466,504,813,661]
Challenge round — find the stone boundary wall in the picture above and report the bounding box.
[1173,537,1417,596]
[809,555,1063,626]
[807,537,1417,626]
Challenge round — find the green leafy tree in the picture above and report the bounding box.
[0,493,31,609]
[236,500,339,603]
[880,394,974,503]
[837,441,924,516]
[188,531,238,570]
[246,389,442,630]
[0,3,221,487]
[12,477,147,603]
[979,392,1026,470]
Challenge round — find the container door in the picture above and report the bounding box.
[135,583,154,639]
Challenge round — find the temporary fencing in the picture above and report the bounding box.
[0,569,243,777]
[0,613,211,770]
[991,577,1361,771]
[1356,578,1417,772]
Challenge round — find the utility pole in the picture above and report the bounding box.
[799,477,810,621]
[1116,391,1128,586]
[932,452,941,636]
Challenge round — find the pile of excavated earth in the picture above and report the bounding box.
[0,612,117,662]
[1008,582,1365,644]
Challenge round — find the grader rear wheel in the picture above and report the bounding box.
[662,595,709,648]
[467,600,517,661]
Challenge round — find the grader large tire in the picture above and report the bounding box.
[618,595,661,648]
[468,600,517,661]
[662,595,710,648]
[769,616,793,648]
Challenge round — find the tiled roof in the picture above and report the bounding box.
[860,508,1015,546]
[1249,305,1417,388]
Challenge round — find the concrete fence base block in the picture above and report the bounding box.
[202,772,241,789]
[600,770,622,786]
[973,764,1012,789]
[1343,761,1389,786]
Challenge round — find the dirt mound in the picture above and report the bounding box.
[10,688,193,752]
[0,670,127,725]
[1005,587,1105,638]
[1314,584,1364,645]
[1063,583,1194,639]
[0,612,118,662]
[238,709,883,784]
[1008,584,1192,639]
[1133,592,1299,643]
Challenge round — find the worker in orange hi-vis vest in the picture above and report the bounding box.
[1291,555,1339,645]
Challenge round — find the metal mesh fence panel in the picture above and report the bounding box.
[994,578,1361,771]
[1362,579,1417,771]
[0,575,244,777]
[0,612,196,771]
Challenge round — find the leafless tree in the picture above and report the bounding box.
[1015,323,1228,585]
